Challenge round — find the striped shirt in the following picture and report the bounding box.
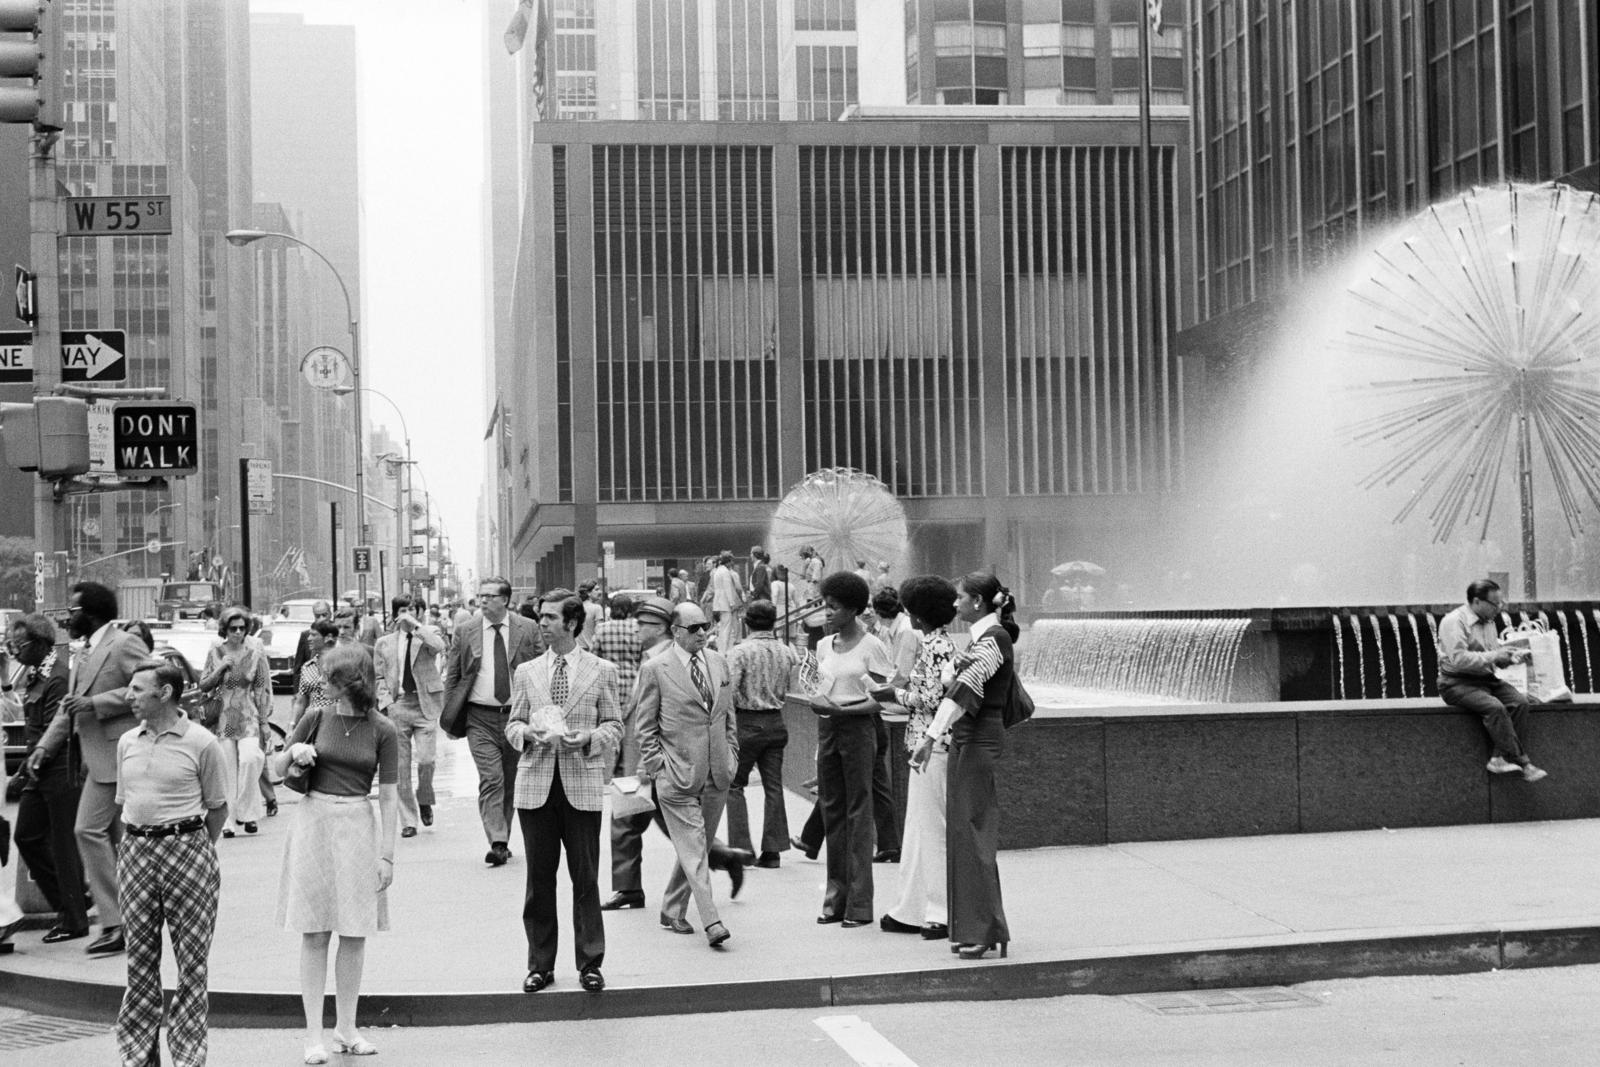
[726,630,799,711]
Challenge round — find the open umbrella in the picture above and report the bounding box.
[1051,561,1105,580]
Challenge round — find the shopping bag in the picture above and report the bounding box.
[1499,620,1569,699]
[608,776,656,819]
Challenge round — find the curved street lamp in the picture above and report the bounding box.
[224,227,368,599]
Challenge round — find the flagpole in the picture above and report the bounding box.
[1137,1,1161,489]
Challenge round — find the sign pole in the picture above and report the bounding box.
[329,501,339,606]
[30,128,65,610]
[238,457,253,609]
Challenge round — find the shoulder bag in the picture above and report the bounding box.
[282,709,324,795]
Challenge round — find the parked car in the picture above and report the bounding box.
[155,580,225,622]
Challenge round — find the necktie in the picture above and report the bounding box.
[552,655,569,706]
[690,653,712,707]
[402,632,416,695]
[492,624,510,704]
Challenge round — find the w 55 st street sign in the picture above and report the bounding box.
[64,196,173,236]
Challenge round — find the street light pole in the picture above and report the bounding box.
[223,228,367,604]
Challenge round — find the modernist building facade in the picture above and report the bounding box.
[544,0,861,121]
[508,115,1190,596]
[1187,0,1599,322]
[904,0,1188,107]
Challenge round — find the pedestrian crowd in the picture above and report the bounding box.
[0,564,1564,1064]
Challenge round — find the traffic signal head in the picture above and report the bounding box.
[1,399,40,470]
[0,396,88,476]
[0,0,61,129]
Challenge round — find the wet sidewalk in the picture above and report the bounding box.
[3,733,1600,1023]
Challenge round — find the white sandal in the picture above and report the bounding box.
[303,1045,329,1065]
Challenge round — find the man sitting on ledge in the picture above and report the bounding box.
[1436,579,1547,783]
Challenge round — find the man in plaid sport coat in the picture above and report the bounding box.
[505,589,623,994]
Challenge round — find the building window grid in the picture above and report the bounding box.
[1003,146,1181,496]
[799,145,980,499]
[591,145,779,503]
[718,0,781,121]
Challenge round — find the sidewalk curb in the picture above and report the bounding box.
[5,924,1599,1027]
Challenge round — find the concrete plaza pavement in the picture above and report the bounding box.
[4,732,1600,1025]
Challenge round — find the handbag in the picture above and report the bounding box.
[281,710,324,795]
[1002,670,1036,730]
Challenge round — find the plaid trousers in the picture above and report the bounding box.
[115,828,220,1067]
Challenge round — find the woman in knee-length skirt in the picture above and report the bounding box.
[272,642,397,1065]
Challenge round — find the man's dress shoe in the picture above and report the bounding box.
[400,827,417,839]
[419,804,433,826]
[880,914,920,934]
[601,891,645,911]
[755,852,780,868]
[705,921,731,948]
[42,925,89,944]
[522,970,554,993]
[485,842,511,867]
[873,849,900,863]
[86,927,125,955]
[580,968,605,992]
[659,916,695,934]
[791,836,818,861]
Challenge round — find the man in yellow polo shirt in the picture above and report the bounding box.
[115,658,229,1067]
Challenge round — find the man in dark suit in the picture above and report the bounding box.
[30,581,148,956]
[442,576,543,866]
[634,603,739,948]
[506,589,622,993]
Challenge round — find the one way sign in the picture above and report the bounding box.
[0,329,128,384]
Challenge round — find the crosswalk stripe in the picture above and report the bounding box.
[814,1015,920,1067]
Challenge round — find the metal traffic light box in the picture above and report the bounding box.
[0,0,63,129]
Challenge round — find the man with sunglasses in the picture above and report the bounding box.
[9,614,88,945]
[633,604,739,947]
[31,581,148,956]
[442,577,543,866]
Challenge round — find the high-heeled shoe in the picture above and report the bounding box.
[332,1031,377,1055]
[303,1045,329,1065]
[957,942,1007,960]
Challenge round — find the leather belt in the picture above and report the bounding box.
[469,702,510,713]
[125,815,205,839]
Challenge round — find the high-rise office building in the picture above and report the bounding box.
[904,0,1187,107]
[44,0,256,587]
[508,116,1190,593]
[1187,0,1598,322]
[542,0,860,121]
[249,11,367,597]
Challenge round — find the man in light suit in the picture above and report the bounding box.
[375,595,446,838]
[634,603,738,948]
[29,581,148,956]
[710,550,745,651]
[442,577,544,866]
[506,588,622,993]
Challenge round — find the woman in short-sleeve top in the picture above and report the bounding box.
[810,571,893,927]
[272,642,398,1062]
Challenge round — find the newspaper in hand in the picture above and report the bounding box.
[529,703,568,737]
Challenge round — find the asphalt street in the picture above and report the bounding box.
[6,964,1600,1066]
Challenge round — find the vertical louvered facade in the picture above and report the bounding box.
[516,119,1190,594]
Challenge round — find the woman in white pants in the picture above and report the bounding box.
[200,606,272,837]
[872,575,959,940]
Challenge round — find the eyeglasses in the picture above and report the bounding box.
[677,622,710,634]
